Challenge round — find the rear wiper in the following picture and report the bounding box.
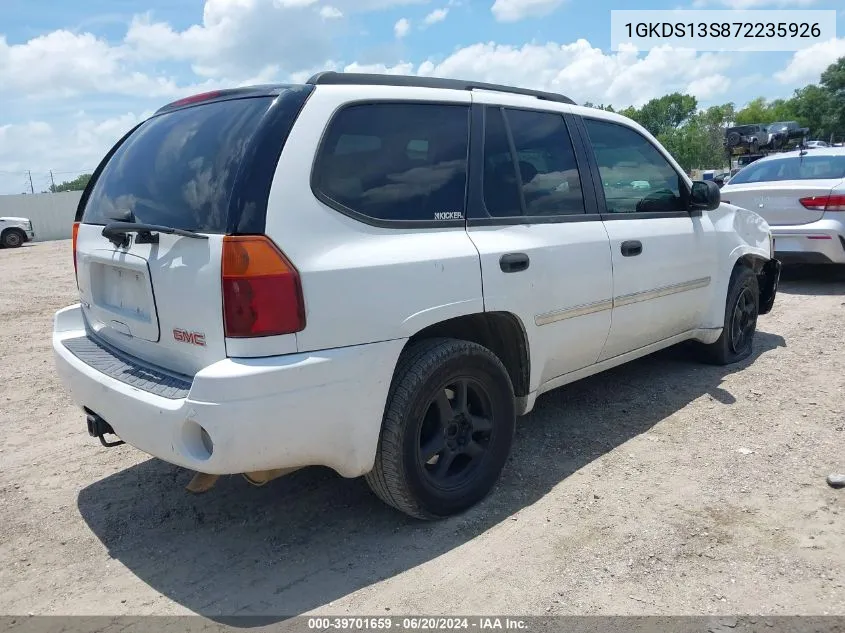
[102,221,209,247]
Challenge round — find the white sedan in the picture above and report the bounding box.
[721,148,845,265]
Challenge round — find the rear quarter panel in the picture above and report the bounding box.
[263,85,485,354]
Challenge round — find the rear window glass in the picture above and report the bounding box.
[729,155,845,184]
[313,103,469,223]
[82,97,273,232]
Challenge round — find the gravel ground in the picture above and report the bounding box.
[1,240,843,620]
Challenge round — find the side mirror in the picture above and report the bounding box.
[689,180,721,215]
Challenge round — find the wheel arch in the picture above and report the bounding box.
[706,245,775,327]
[404,311,531,404]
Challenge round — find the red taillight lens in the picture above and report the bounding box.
[169,90,222,108]
[221,236,305,338]
[800,195,845,212]
[71,222,80,278]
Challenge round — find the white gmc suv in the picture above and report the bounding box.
[53,73,781,519]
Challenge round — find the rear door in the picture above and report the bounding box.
[74,90,310,376]
[465,97,613,390]
[722,154,845,226]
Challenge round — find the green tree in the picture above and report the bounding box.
[734,97,771,125]
[820,56,845,141]
[51,173,92,193]
[634,93,698,137]
[790,84,838,141]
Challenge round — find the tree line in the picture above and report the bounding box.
[583,56,845,171]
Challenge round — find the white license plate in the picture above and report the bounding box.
[99,264,151,319]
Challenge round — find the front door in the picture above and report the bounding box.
[578,116,717,361]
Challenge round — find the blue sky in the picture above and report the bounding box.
[1,0,843,194]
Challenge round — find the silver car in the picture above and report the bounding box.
[721,148,845,265]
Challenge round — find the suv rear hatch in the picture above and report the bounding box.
[73,86,312,376]
[724,154,845,226]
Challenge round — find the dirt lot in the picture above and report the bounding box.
[1,240,843,619]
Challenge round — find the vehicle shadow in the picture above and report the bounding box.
[778,264,845,296]
[76,331,785,625]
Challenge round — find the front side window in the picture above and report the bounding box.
[728,155,845,184]
[584,118,686,214]
[313,103,469,223]
[482,107,585,218]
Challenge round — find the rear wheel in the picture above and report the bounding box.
[1,229,24,248]
[365,338,516,520]
[698,266,759,365]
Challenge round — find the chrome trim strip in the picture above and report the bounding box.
[613,276,711,308]
[533,277,711,326]
[535,299,613,326]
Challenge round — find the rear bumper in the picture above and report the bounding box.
[771,218,845,264]
[53,304,405,477]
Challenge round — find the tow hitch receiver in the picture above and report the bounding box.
[86,411,125,448]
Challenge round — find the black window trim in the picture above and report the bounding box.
[579,114,696,221]
[466,103,602,227]
[309,98,472,230]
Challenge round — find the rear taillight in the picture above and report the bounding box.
[168,90,222,108]
[799,194,845,212]
[71,222,80,279]
[221,235,305,338]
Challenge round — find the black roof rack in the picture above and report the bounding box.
[306,71,575,105]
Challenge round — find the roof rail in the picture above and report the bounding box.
[306,71,575,105]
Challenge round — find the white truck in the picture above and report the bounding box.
[0,217,35,248]
[53,73,781,519]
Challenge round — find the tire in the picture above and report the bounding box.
[1,229,25,248]
[365,338,516,520]
[750,139,760,154]
[726,131,741,148]
[698,266,759,365]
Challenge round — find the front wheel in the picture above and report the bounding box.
[365,338,516,520]
[1,229,24,248]
[698,266,759,365]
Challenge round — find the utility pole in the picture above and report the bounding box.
[49,170,56,192]
[27,170,34,195]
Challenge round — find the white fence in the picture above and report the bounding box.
[0,191,82,242]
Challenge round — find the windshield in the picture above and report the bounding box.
[729,155,845,185]
[82,97,274,233]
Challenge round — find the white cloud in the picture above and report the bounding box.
[124,0,334,79]
[775,38,845,84]
[423,8,449,25]
[0,112,149,194]
[0,31,180,99]
[491,0,566,22]
[319,6,343,18]
[381,40,729,107]
[394,18,411,38]
[686,74,731,101]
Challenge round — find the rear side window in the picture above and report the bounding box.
[83,97,276,233]
[729,155,845,184]
[482,107,585,218]
[313,103,469,223]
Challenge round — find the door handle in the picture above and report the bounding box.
[620,240,642,257]
[500,253,530,273]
